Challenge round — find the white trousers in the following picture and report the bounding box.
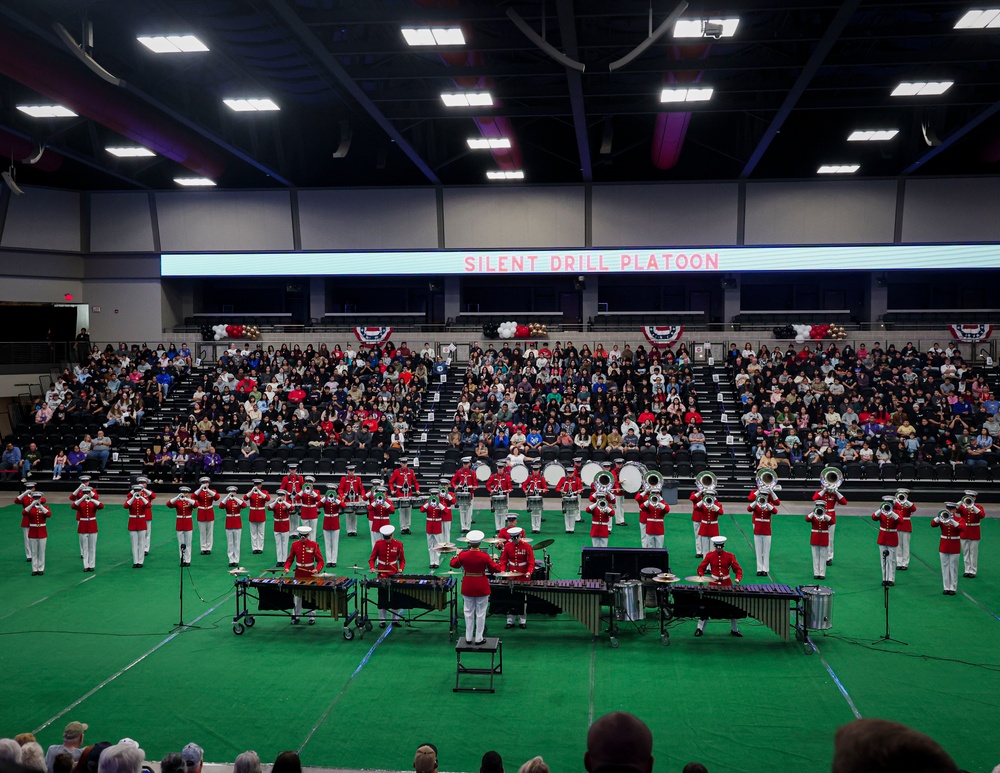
[754,535,771,574]
[527,499,543,532]
[177,530,193,563]
[492,497,508,530]
[23,526,32,560]
[323,529,340,566]
[427,532,442,567]
[896,531,911,568]
[639,522,647,541]
[344,509,359,534]
[879,546,897,583]
[592,536,609,548]
[828,523,836,560]
[463,594,489,643]
[292,594,315,622]
[199,521,214,552]
[274,532,290,564]
[370,528,379,548]
[29,537,46,573]
[693,522,701,554]
[457,496,473,531]
[442,521,452,544]
[940,552,959,592]
[961,540,980,576]
[130,531,145,565]
[697,534,713,557]
[811,545,828,578]
[226,528,242,565]
[398,505,412,531]
[79,533,97,570]
[697,617,740,633]
[643,533,664,549]
[249,521,266,552]
[614,498,625,525]
[143,522,151,554]
[563,498,579,532]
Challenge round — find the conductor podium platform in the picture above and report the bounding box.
[454,637,503,693]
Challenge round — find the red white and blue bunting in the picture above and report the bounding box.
[642,325,684,347]
[353,326,394,346]
[948,324,993,343]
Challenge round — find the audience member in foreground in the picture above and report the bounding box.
[584,712,654,773]
[413,745,438,773]
[831,718,958,773]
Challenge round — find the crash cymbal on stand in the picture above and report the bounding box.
[533,538,555,550]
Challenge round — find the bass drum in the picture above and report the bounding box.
[509,464,529,485]
[542,462,565,487]
[472,461,493,483]
[618,461,648,494]
[580,461,602,486]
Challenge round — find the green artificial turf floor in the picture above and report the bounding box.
[2,502,999,773]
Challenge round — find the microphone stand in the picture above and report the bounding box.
[176,542,186,628]
[873,548,907,646]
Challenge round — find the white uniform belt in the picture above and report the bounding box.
[943,535,960,540]
[879,527,896,532]
[79,517,96,521]
[810,529,826,533]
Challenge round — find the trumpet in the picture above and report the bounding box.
[936,509,957,525]
[647,493,662,508]
[373,490,387,504]
[702,492,717,510]
[643,469,664,492]
[879,501,895,516]
[820,466,843,491]
[895,489,910,505]
[695,470,717,493]
[754,493,770,508]
[811,503,829,520]
[429,492,441,506]
[593,470,615,495]
[960,493,977,509]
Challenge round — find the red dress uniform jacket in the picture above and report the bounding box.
[194,487,220,522]
[812,489,847,524]
[641,502,669,536]
[451,468,477,491]
[450,548,502,596]
[749,503,775,536]
[873,510,900,547]
[748,488,781,506]
[932,516,965,554]
[697,549,743,586]
[167,495,195,532]
[368,501,395,532]
[244,488,270,523]
[370,538,406,576]
[486,470,513,494]
[586,502,614,538]
[806,511,832,547]
[500,540,535,579]
[893,501,917,533]
[222,496,245,529]
[270,499,294,533]
[298,489,321,523]
[689,491,704,525]
[15,491,45,527]
[124,493,149,531]
[957,503,985,541]
[69,485,98,503]
[25,503,51,538]
[389,468,420,497]
[322,495,342,531]
[279,472,304,496]
[284,538,324,579]
[337,475,366,503]
[696,502,723,537]
[439,493,455,522]
[556,472,583,495]
[420,501,445,535]
[72,497,103,534]
[522,473,548,496]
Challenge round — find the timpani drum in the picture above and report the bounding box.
[509,465,529,485]
[618,462,648,494]
[580,461,602,486]
[542,462,565,487]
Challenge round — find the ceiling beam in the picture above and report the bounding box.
[556,0,592,182]
[263,0,439,185]
[901,98,1000,175]
[739,0,863,178]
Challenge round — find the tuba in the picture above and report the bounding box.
[593,470,616,495]
[756,468,780,492]
[695,470,718,493]
[643,469,664,492]
[821,467,843,491]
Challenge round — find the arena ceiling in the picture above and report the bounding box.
[0,1,999,191]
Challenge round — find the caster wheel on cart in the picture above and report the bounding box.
[610,637,620,649]
[233,623,245,635]
[804,642,815,655]
[661,635,670,646]
[343,628,355,641]
[365,621,374,632]
[245,616,255,628]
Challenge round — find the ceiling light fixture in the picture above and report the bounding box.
[486,170,524,180]
[174,177,217,186]
[106,146,156,157]
[467,138,512,149]
[891,81,954,97]
[223,98,280,112]
[660,87,714,103]
[847,130,899,142]
[673,18,740,38]
[137,35,209,53]
[401,27,465,46]
[441,91,493,107]
[954,9,1000,28]
[817,164,860,174]
[16,105,77,118]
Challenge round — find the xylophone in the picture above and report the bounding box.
[664,583,804,642]
[489,578,608,637]
[360,574,458,638]
[233,575,359,637]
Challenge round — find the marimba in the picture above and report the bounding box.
[662,583,805,644]
[360,574,458,638]
[233,575,359,638]
[489,578,610,640]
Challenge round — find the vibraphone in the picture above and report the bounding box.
[233,575,359,638]
[489,578,611,640]
[360,574,458,639]
[661,583,805,644]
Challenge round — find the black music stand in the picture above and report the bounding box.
[873,549,907,646]
[175,542,187,629]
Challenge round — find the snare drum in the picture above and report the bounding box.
[456,490,472,503]
[542,462,565,487]
[396,497,412,509]
[509,465,529,485]
[526,495,543,509]
[473,461,492,483]
[580,461,602,486]
[619,462,648,494]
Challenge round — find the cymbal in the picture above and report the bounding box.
[437,570,463,575]
[433,544,458,552]
[493,571,521,578]
[654,572,677,580]
[520,537,533,544]
[684,575,713,583]
[228,568,249,575]
[652,576,680,584]
[533,538,555,550]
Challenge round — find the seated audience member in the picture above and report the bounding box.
[584,712,653,773]
[96,743,144,773]
[831,718,957,773]
[413,746,438,773]
[271,751,302,773]
[45,722,87,773]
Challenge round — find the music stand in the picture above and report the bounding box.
[873,549,907,646]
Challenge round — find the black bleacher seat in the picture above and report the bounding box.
[880,463,898,482]
[299,459,316,474]
[844,463,863,480]
[333,459,347,475]
[935,463,953,481]
[591,450,608,462]
[441,460,457,476]
[305,447,321,460]
[898,463,916,481]
[916,464,935,480]
[675,463,692,478]
[790,463,808,480]
[252,459,268,474]
[953,465,972,481]
[237,459,252,473]
[317,459,333,474]
[658,462,674,476]
[222,458,236,473]
[624,449,641,462]
[970,465,992,481]
[363,458,380,474]
[322,447,338,460]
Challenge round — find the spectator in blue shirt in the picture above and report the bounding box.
[156,369,174,397]
[2,442,22,480]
